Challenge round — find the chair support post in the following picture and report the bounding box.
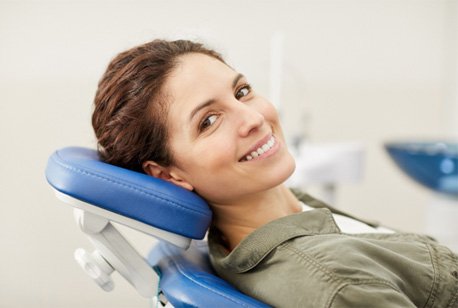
[74,208,159,299]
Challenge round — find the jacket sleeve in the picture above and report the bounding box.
[329,283,417,308]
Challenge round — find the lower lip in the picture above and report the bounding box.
[243,137,281,162]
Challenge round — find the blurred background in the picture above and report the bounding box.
[1,0,457,307]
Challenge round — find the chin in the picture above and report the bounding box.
[266,152,296,188]
[281,154,296,182]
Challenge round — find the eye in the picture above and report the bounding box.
[235,84,252,100]
[199,114,218,131]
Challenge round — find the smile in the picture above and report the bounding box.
[240,135,277,162]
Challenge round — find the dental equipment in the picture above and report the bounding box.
[45,146,269,307]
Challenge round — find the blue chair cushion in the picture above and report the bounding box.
[148,241,270,308]
[45,147,212,239]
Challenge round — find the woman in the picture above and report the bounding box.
[92,39,458,307]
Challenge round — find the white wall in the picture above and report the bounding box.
[1,1,456,307]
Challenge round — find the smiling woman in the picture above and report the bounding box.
[92,39,458,307]
[146,53,296,210]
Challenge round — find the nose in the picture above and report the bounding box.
[236,103,265,137]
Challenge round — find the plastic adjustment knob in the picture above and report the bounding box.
[74,248,114,291]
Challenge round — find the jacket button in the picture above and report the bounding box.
[451,271,458,279]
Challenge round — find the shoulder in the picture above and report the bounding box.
[211,232,441,307]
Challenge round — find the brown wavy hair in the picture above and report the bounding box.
[92,39,224,172]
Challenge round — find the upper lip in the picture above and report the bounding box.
[239,133,273,161]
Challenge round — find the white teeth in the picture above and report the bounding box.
[244,136,276,161]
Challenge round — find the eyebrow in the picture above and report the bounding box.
[189,73,245,122]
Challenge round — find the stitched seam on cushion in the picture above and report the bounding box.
[326,280,405,308]
[51,154,210,217]
[169,259,259,307]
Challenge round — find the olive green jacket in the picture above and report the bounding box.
[208,191,458,308]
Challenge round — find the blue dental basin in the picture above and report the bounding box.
[385,142,458,197]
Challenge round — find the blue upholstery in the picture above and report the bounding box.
[45,147,211,239]
[46,147,270,307]
[148,241,270,308]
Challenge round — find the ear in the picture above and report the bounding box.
[142,160,194,191]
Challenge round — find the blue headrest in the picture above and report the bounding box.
[45,147,212,239]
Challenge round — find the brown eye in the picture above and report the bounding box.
[199,114,218,131]
[235,84,252,100]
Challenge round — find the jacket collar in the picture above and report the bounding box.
[291,188,380,228]
[208,208,341,273]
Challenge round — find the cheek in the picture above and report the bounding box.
[193,138,240,186]
[175,135,236,181]
[192,138,236,171]
[265,107,280,123]
[255,98,280,123]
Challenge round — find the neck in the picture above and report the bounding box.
[210,185,301,250]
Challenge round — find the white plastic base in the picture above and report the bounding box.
[54,189,191,249]
[53,188,192,301]
[74,208,159,298]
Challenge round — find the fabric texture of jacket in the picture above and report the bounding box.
[208,190,458,307]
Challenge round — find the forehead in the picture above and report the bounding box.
[164,53,235,105]
[163,53,236,127]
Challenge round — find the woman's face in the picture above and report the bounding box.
[161,53,295,204]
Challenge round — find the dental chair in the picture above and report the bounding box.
[45,147,270,308]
